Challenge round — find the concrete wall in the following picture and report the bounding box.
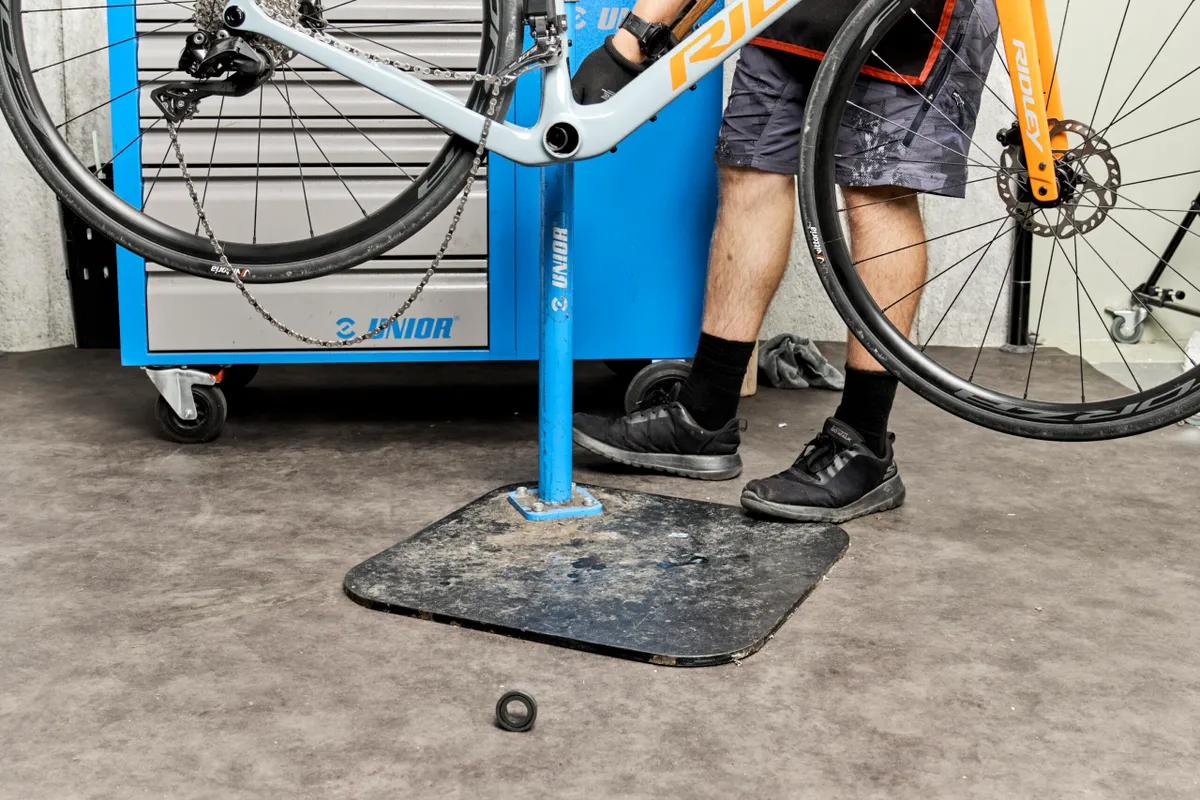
[0,8,75,353]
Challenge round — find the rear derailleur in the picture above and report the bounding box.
[152,27,281,123]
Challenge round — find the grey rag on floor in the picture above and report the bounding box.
[758,334,844,391]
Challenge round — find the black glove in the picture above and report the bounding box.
[571,36,646,105]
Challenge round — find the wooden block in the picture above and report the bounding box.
[741,341,759,398]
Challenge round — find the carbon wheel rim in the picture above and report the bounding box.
[0,0,518,281]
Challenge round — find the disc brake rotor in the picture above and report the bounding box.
[997,119,1121,239]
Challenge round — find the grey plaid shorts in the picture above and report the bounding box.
[714,1,998,198]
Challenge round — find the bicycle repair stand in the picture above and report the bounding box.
[343,17,848,665]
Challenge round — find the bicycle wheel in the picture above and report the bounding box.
[0,0,521,282]
[800,0,1200,440]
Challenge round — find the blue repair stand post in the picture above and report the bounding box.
[507,157,603,520]
[342,7,850,665]
[508,13,599,522]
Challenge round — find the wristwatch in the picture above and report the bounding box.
[619,13,678,62]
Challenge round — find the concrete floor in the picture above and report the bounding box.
[1,347,1198,799]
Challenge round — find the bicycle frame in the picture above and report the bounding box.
[231,0,1063,191]
[230,0,800,165]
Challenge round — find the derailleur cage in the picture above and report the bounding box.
[152,31,276,122]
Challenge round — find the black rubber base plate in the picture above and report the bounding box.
[344,484,849,666]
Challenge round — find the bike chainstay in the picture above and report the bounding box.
[170,0,521,348]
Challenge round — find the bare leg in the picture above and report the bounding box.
[700,165,796,342]
[841,185,928,371]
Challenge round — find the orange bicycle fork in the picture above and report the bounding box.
[996,0,1064,202]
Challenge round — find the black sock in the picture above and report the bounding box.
[677,333,756,430]
[834,366,898,457]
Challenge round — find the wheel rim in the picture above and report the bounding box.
[806,0,1200,437]
[0,0,517,281]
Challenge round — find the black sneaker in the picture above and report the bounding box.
[740,417,905,523]
[572,388,744,480]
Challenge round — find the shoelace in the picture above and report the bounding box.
[635,383,682,412]
[794,434,842,474]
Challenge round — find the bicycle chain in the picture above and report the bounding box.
[171,0,512,348]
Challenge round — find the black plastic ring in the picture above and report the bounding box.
[495,690,537,732]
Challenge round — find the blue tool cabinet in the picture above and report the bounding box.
[112,2,722,368]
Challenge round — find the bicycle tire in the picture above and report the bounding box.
[0,0,522,283]
[798,0,1200,441]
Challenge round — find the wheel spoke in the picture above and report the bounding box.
[867,48,1002,169]
[835,153,999,173]
[22,0,193,12]
[838,176,993,213]
[853,215,1010,269]
[284,66,414,180]
[252,88,264,244]
[1121,167,1200,189]
[1082,177,1200,249]
[195,95,224,234]
[105,116,161,175]
[968,233,1019,382]
[270,80,366,217]
[141,135,177,207]
[1077,186,1200,295]
[1096,0,1196,141]
[920,219,1010,350]
[1047,228,1144,392]
[1074,236,1085,402]
[57,68,174,130]
[33,18,190,74]
[1044,0,1071,102]
[1109,115,1200,152]
[1070,210,1198,367]
[279,78,315,238]
[879,221,1017,313]
[1095,64,1200,141]
[845,101,999,174]
[965,0,1011,85]
[1087,0,1133,132]
[1023,212,1059,399]
[909,5,1012,114]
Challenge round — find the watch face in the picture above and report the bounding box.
[644,25,676,59]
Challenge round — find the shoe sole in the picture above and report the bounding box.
[740,474,906,523]
[572,429,743,481]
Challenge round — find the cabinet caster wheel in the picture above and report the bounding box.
[624,360,692,414]
[155,385,227,444]
[1110,316,1145,345]
[218,364,259,391]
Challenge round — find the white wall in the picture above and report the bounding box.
[1028,0,1200,364]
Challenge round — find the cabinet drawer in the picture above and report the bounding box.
[146,270,488,351]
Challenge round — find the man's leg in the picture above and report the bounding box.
[832,185,927,457]
[740,184,922,522]
[677,165,795,431]
[571,163,796,480]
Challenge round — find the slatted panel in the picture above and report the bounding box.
[136,0,491,351]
